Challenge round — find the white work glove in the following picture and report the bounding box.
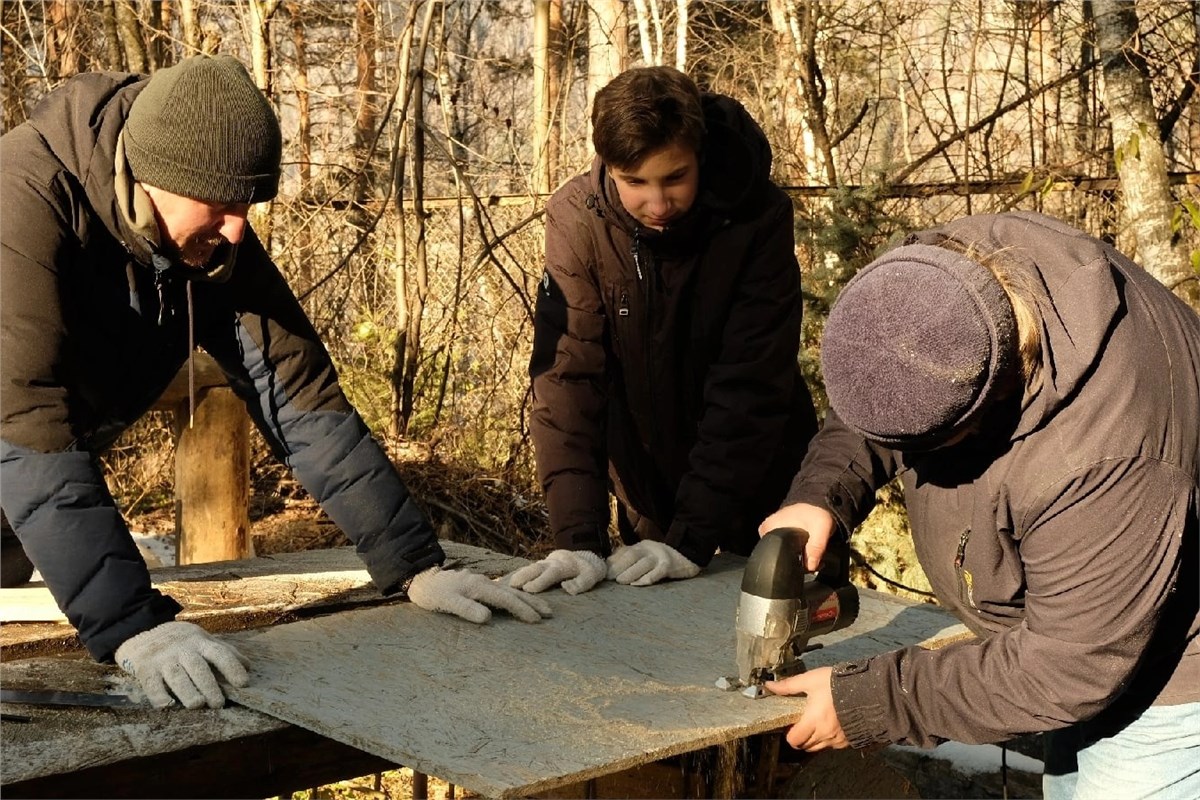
[115,620,250,710]
[607,540,700,586]
[407,566,553,624]
[506,549,608,595]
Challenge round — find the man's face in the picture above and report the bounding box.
[610,140,700,231]
[142,184,250,268]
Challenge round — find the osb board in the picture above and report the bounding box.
[226,554,968,799]
[0,657,286,786]
[0,543,525,787]
[1,542,527,657]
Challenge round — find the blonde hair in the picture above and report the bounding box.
[935,239,1043,390]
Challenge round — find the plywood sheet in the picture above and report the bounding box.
[227,554,968,798]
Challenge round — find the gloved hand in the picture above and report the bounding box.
[407,566,553,623]
[115,620,250,710]
[506,549,608,595]
[607,540,700,586]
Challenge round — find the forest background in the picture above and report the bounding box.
[3,0,1198,600]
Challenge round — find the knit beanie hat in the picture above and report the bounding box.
[124,55,282,204]
[820,243,1018,450]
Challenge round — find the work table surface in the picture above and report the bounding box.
[1,542,969,798]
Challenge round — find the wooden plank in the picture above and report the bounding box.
[0,543,530,657]
[2,725,396,799]
[0,656,288,787]
[225,554,969,799]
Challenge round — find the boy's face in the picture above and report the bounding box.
[609,140,700,231]
[142,184,251,268]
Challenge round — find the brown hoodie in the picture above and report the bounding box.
[789,212,1200,747]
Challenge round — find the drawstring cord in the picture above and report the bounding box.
[187,280,195,429]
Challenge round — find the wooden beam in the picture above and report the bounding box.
[152,351,252,566]
[172,387,252,565]
[2,724,395,799]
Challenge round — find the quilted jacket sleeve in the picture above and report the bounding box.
[1,132,180,662]
[196,231,444,594]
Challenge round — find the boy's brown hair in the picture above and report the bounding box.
[591,66,705,170]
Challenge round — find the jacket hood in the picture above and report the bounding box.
[907,211,1122,439]
[28,71,149,254]
[588,92,774,239]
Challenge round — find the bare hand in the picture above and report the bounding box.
[765,668,850,751]
[758,503,837,572]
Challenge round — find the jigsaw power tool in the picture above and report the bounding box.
[718,527,859,698]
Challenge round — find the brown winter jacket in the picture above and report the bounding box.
[788,212,1200,748]
[529,94,819,567]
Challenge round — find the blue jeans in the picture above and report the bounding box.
[1043,702,1200,800]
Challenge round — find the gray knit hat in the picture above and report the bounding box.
[820,243,1018,450]
[124,55,281,204]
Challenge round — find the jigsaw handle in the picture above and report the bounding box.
[740,528,808,598]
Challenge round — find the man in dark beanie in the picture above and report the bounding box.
[760,211,1199,799]
[1,54,550,711]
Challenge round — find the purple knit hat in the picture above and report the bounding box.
[820,243,1018,450]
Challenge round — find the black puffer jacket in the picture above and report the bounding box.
[0,71,444,661]
[530,94,818,566]
[788,212,1200,747]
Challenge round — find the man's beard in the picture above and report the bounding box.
[173,234,226,268]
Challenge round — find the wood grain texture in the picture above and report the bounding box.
[0,657,287,786]
[226,554,968,799]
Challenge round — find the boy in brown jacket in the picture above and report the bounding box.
[512,67,818,595]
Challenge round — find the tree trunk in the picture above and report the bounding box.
[47,2,84,81]
[247,0,281,248]
[353,0,379,227]
[100,1,125,71]
[766,0,808,184]
[287,2,312,198]
[674,0,688,72]
[547,0,564,190]
[587,0,627,145]
[179,0,200,54]
[389,1,438,438]
[114,0,149,74]
[533,0,552,194]
[142,0,163,71]
[631,0,657,65]
[1091,0,1197,308]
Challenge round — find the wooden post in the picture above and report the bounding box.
[153,352,253,566]
[172,386,252,565]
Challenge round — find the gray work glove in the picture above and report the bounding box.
[506,549,608,595]
[407,566,553,623]
[115,620,250,710]
[607,540,700,586]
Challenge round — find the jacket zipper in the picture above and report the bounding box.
[954,527,976,609]
[613,290,630,346]
[631,231,657,453]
